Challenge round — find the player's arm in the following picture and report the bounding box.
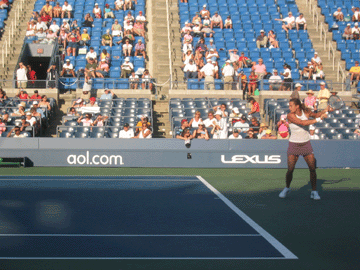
[287,112,320,126]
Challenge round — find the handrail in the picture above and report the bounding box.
[328,41,336,70]
[165,0,173,91]
[337,62,347,92]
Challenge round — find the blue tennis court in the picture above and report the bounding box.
[0,175,297,259]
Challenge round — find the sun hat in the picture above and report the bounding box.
[266,129,272,134]
[306,90,314,95]
[232,107,240,114]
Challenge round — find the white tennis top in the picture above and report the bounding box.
[289,111,310,143]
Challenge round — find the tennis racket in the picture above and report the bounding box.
[328,95,344,110]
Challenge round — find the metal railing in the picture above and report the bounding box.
[165,0,173,91]
[0,79,57,89]
[328,41,336,71]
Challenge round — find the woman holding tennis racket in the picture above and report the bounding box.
[279,98,330,201]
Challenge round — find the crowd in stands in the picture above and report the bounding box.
[0,88,55,138]
[179,0,328,92]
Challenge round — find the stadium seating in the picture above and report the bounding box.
[0,0,13,38]
[56,98,152,138]
[179,0,325,90]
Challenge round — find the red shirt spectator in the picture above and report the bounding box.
[30,91,42,100]
[18,90,29,100]
[248,97,260,115]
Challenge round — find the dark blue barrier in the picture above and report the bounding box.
[0,138,359,168]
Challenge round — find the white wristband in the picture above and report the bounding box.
[316,117,322,122]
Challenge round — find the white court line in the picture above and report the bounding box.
[0,257,292,260]
[0,179,200,182]
[0,234,261,237]
[196,176,298,260]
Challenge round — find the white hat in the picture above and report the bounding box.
[101,58,106,61]
[337,7,341,9]
[33,101,38,105]
[309,125,316,130]
[295,83,303,88]
[210,38,214,42]
[26,112,31,115]
[125,57,130,61]
[347,23,351,26]
[232,107,239,114]
[260,29,265,33]
[273,69,278,72]
[226,60,231,63]
[355,22,359,26]
[320,82,326,85]
[210,48,214,51]
[203,4,206,7]
[215,111,222,116]
[95,3,98,5]
[66,59,70,62]
[314,52,318,54]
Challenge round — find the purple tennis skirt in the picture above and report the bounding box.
[287,141,314,156]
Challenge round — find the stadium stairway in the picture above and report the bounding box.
[0,0,35,87]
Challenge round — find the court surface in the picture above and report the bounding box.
[0,175,296,259]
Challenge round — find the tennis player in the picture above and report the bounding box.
[279,98,330,200]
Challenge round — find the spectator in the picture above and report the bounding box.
[81,76,92,99]
[86,47,97,63]
[80,28,90,46]
[238,51,252,68]
[206,48,219,62]
[317,82,330,110]
[44,29,58,44]
[7,127,26,138]
[93,3,102,18]
[58,29,68,48]
[211,11,223,29]
[261,129,277,139]
[61,1,72,19]
[280,64,292,91]
[124,0,134,11]
[228,49,239,68]
[248,97,260,116]
[27,65,37,87]
[133,21,145,37]
[180,21,192,37]
[49,20,60,34]
[250,117,260,134]
[178,128,193,145]
[211,111,228,139]
[17,89,29,100]
[256,30,268,48]
[333,7,344,21]
[237,69,247,91]
[66,29,80,56]
[36,17,48,31]
[269,69,282,90]
[192,21,202,37]
[229,107,242,125]
[304,90,317,111]
[30,90,41,100]
[311,52,322,67]
[77,113,94,126]
[120,57,133,78]
[349,61,360,84]
[213,103,228,117]
[258,123,268,139]
[201,16,214,38]
[60,59,76,77]
[233,115,249,132]
[291,83,302,100]
[115,0,125,11]
[119,123,134,138]
[312,65,325,81]
[183,30,193,45]
[25,112,37,127]
[275,12,295,32]
[252,58,267,79]
[301,61,314,80]
[224,16,232,29]
[100,49,111,64]
[135,40,146,58]
[352,6,360,22]
[192,12,202,26]
[141,69,153,90]
[93,114,108,127]
[184,59,198,80]
[200,59,215,90]
[123,18,134,32]
[70,19,80,30]
[200,4,210,19]
[60,19,70,32]
[222,60,235,90]
[26,20,37,36]
[192,121,209,140]
[267,30,279,48]
[228,128,242,139]
[100,89,114,100]
[67,107,80,116]
[39,95,51,111]
[35,28,47,43]
[85,57,97,78]
[82,13,94,27]
[86,97,98,108]
[102,29,113,47]
[112,19,123,37]
[136,11,146,24]
[195,38,207,54]
[245,129,256,139]
[122,39,133,57]
[12,103,26,116]
[248,70,258,96]
[104,3,115,18]
[95,59,110,78]
[203,111,216,127]
[53,2,62,18]
[129,71,139,89]
[343,23,353,39]
[134,122,152,138]
[135,116,150,133]
[0,89,7,101]
[309,125,320,140]
[189,111,203,128]
[352,22,360,39]
[277,115,289,139]
[0,117,6,136]
[296,13,307,30]
[72,98,86,108]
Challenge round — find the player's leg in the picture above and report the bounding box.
[303,153,320,200]
[279,154,299,198]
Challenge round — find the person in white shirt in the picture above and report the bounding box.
[184,59,198,79]
[25,112,37,126]
[61,1,72,19]
[200,59,215,90]
[119,123,134,138]
[129,71,139,89]
[333,7,344,21]
[228,129,242,139]
[352,6,360,22]
[7,127,26,138]
[86,47,97,63]
[309,125,320,140]
[211,111,228,139]
[222,60,235,90]
[203,111,217,127]
[16,62,28,89]
[210,11,223,29]
[311,52,322,67]
[36,17,48,31]
[233,116,250,132]
[224,16,232,29]
[49,20,60,34]
[275,12,295,32]
[136,11,146,23]
[268,69,283,90]
[352,22,360,39]
[120,57,134,78]
[295,13,307,30]
[77,113,94,126]
[60,59,76,77]
[206,48,219,62]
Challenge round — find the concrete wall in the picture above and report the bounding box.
[0,138,359,168]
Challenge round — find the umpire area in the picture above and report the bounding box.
[0,175,296,259]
